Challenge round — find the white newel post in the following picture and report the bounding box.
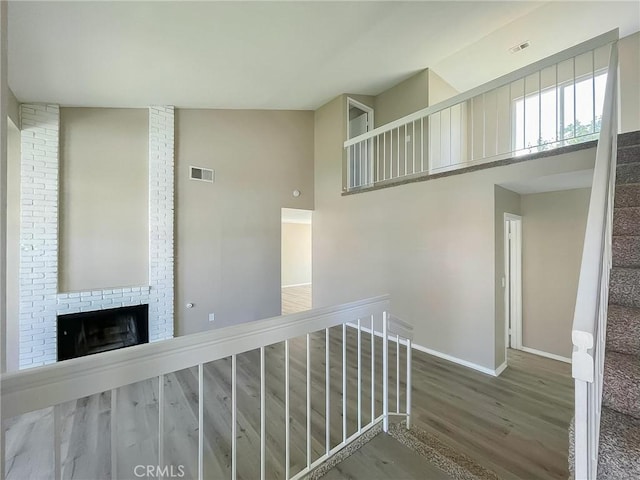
[1,0,8,375]
[1,1,8,475]
[148,106,175,341]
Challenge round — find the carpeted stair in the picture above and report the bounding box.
[597,132,640,479]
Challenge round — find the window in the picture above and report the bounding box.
[513,70,607,155]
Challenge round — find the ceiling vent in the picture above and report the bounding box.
[190,166,214,183]
[509,41,530,54]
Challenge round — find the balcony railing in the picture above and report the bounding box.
[344,29,618,192]
[1,296,412,480]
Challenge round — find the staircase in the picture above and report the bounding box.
[597,132,640,479]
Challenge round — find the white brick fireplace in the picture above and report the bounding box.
[18,105,175,369]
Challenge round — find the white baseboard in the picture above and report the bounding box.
[282,282,312,288]
[494,361,508,377]
[412,343,506,377]
[520,346,572,364]
[344,323,507,377]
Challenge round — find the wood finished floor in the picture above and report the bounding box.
[281,286,312,315]
[4,329,572,480]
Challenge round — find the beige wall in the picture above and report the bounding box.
[6,119,20,371]
[175,109,314,335]
[281,222,312,286]
[521,188,590,358]
[59,108,149,292]
[493,186,521,367]
[619,31,640,134]
[313,93,596,370]
[428,70,459,106]
[374,70,429,127]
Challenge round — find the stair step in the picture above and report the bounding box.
[618,145,640,165]
[612,236,640,267]
[618,131,640,148]
[607,305,640,356]
[617,163,640,185]
[603,351,640,419]
[613,207,640,236]
[609,267,640,308]
[597,407,640,479]
[615,184,640,208]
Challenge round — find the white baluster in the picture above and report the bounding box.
[285,340,290,479]
[198,364,204,480]
[382,313,389,433]
[406,339,412,429]
[232,354,237,480]
[260,348,266,480]
[325,328,330,455]
[342,323,347,443]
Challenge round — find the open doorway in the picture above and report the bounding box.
[504,213,523,355]
[281,208,312,315]
[347,97,374,188]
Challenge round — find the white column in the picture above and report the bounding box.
[148,106,175,341]
[19,104,59,368]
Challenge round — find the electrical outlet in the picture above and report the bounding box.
[209,313,215,323]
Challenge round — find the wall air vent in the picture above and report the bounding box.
[190,166,214,183]
[509,41,530,54]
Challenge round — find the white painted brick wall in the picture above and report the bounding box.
[56,286,150,315]
[148,106,175,341]
[18,105,175,368]
[19,105,60,368]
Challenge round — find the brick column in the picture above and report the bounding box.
[19,105,59,368]
[148,106,175,341]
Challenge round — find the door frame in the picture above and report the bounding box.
[346,97,374,139]
[504,213,523,355]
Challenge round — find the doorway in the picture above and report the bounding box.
[504,214,523,354]
[347,97,374,188]
[281,208,312,315]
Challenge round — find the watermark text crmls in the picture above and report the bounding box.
[134,465,185,478]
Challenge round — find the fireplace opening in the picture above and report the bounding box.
[57,304,149,361]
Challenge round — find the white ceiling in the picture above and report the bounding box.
[500,169,594,195]
[8,1,640,110]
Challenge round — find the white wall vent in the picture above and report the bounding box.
[509,41,530,54]
[190,166,214,183]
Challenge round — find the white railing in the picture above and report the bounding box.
[1,296,412,480]
[571,36,618,480]
[343,29,618,191]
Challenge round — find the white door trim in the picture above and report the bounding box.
[504,213,523,355]
[346,96,374,139]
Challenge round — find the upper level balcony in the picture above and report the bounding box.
[343,30,617,194]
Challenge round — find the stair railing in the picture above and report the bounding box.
[1,296,412,480]
[571,37,619,480]
[343,30,618,192]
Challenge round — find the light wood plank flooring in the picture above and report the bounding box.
[4,329,572,480]
[403,348,572,480]
[282,285,312,315]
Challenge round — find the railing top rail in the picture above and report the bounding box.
[571,40,618,382]
[344,29,619,148]
[1,295,390,420]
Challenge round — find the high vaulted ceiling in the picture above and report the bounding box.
[8,1,640,110]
